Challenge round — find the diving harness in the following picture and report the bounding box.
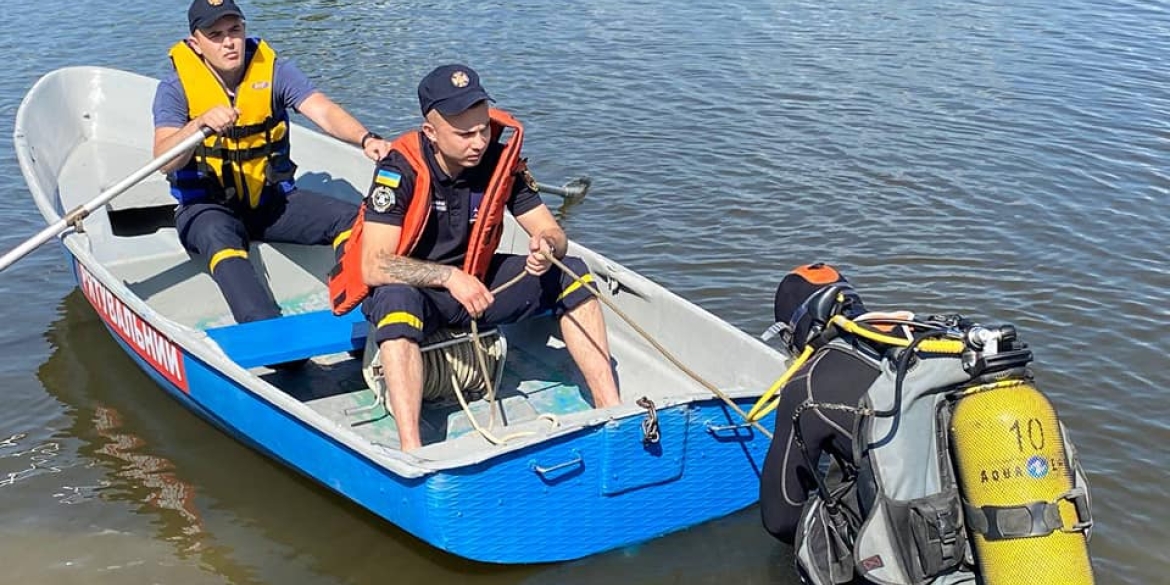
[749,290,1095,585]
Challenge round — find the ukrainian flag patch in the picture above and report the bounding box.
[375,169,401,188]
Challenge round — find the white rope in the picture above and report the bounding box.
[361,270,561,447]
[446,277,560,446]
[418,329,503,401]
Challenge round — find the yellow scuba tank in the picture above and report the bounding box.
[949,325,1094,584]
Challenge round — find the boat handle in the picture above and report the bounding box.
[706,422,756,436]
[597,264,651,299]
[530,450,583,478]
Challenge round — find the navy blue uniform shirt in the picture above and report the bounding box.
[364,137,542,266]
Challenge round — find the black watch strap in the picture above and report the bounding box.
[361,131,383,149]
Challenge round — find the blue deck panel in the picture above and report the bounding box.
[204,309,369,368]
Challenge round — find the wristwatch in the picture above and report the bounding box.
[360,131,383,149]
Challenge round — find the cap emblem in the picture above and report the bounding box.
[451,71,470,88]
[208,0,224,6]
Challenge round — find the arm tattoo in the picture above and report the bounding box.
[374,249,453,287]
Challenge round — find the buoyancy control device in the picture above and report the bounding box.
[757,308,1095,585]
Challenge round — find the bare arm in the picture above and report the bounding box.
[297,92,390,160]
[361,221,451,287]
[152,105,237,173]
[361,221,493,316]
[515,204,568,275]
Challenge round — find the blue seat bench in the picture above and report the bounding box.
[204,309,369,369]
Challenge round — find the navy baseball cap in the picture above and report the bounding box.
[418,64,494,117]
[189,0,245,33]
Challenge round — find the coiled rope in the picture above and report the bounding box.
[364,270,559,446]
[371,251,777,445]
[416,328,505,402]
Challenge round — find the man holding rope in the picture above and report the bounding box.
[328,64,620,451]
[153,0,390,333]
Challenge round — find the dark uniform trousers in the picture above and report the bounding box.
[362,254,595,346]
[176,188,358,323]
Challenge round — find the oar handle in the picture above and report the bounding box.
[535,176,591,203]
[0,126,212,273]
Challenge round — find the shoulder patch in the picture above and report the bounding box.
[375,169,401,188]
[370,186,396,213]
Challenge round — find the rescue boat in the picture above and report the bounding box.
[12,66,785,563]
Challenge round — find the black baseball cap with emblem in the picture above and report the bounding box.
[418,64,494,117]
[188,0,245,33]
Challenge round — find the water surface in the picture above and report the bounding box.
[0,1,1165,583]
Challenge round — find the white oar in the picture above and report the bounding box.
[0,126,212,273]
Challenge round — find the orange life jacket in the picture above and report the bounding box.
[329,108,527,316]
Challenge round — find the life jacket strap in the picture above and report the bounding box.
[196,141,281,162]
[219,117,282,140]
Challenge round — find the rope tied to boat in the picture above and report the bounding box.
[540,252,775,440]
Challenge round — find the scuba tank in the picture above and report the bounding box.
[754,305,1095,585]
[948,324,1095,584]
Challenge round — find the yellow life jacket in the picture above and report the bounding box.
[169,38,294,208]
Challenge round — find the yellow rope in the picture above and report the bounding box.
[829,315,965,354]
[745,313,967,423]
[746,345,814,422]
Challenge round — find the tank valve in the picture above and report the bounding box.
[965,326,1000,353]
[962,323,1031,376]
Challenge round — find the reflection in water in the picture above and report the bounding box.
[90,403,206,552]
[37,291,268,585]
[0,433,63,488]
[36,290,535,585]
[519,509,793,585]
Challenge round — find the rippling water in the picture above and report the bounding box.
[0,1,1166,583]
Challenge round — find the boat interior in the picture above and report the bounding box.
[18,68,786,457]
